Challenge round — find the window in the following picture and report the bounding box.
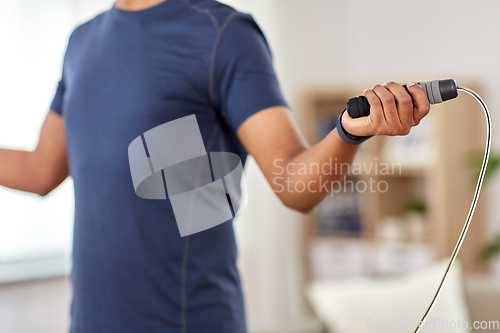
[0,0,112,283]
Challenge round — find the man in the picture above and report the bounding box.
[0,0,430,332]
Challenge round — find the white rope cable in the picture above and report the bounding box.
[413,86,492,333]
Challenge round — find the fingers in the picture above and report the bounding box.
[363,88,386,128]
[406,81,431,125]
[372,84,401,133]
[384,82,413,134]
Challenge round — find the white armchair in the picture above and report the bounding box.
[306,260,471,333]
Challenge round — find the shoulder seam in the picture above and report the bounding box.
[181,0,243,108]
[208,11,242,108]
[182,0,220,31]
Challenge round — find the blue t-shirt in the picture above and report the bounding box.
[50,1,287,332]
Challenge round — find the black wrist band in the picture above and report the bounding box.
[336,110,373,145]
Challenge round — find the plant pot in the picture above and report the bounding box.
[490,254,500,278]
[406,212,427,242]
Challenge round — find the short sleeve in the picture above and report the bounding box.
[50,77,65,116]
[213,14,288,132]
[50,26,77,116]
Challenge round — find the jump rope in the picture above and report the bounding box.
[345,80,492,333]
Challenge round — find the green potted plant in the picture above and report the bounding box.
[481,235,500,277]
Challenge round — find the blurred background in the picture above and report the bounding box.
[1,0,500,332]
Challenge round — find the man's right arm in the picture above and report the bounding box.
[0,110,68,196]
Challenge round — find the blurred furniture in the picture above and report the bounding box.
[310,238,435,280]
[300,83,488,279]
[306,260,471,333]
[304,262,500,333]
[463,275,500,332]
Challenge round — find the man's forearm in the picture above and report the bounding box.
[272,128,360,212]
[0,111,69,196]
[0,149,44,194]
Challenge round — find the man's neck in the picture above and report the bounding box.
[114,0,168,11]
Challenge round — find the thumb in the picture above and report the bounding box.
[340,112,374,137]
